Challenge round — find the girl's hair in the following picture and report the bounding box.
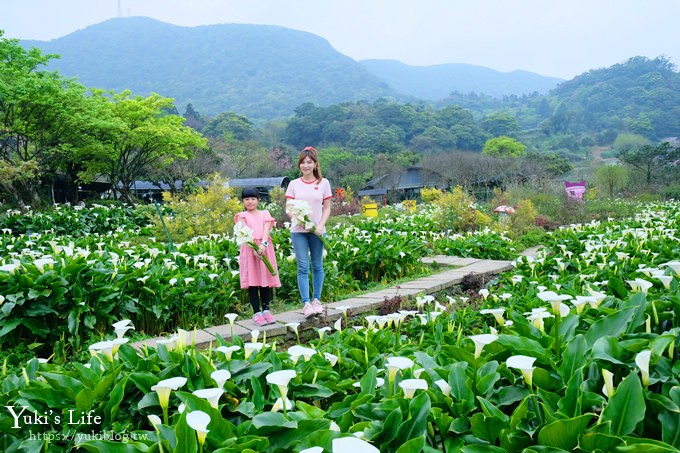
[241,187,260,200]
[297,146,322,182]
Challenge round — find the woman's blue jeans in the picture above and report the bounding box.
[291,232,324,304]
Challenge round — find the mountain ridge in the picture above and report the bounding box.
[359,59,564,100]
[21,17,563,120]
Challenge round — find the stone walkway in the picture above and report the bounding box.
[133,249,542,350]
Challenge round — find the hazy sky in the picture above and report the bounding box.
[3,0,679,79]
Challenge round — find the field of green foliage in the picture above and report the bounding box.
[0,199,678,452]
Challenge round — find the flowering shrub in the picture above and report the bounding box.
[420,186,443,203]
[158,174,242,241]
[433,186,492,232]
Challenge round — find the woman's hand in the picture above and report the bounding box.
[257,245,266,256]
[315,223,326,235]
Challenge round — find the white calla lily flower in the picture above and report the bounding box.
[572,296,595,314]
[288,345,317,364]
[186,410,210,446]
[299,448,324,453]
[224,313,238,324]
[112,319,134,338]
[285,322,300,335]
[271,397,294,412]
[480,308,506,326]
[434,379,452,397]
[602,369,615,398]
[506,355,537,387]
[332,436,380,453]
[266,369,297,400]
[399,379,428,399]
[151,377,188,411]
[147,414,162,428]
[211,370,231,389]
[627,278,653,294]
[324,352,338,367]
[192,388,224,409]
[243,342,264,359]
[216,345,240,361]
[635,350,651,387]
[469,334,498,359]
[386,356,414,382]
[88,340,116,362]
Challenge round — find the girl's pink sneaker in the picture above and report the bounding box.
[253,313,267,326]
[263,311,276,324]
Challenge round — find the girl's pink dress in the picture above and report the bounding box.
[234,210,281,289]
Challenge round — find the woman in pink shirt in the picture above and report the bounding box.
[285,147,332,318]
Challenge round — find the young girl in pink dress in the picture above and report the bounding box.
[234,188,281,326]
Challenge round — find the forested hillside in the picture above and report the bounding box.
[439,56,680,143]
[21,17,562,121]
[550,56,680,140]
[23,17,398,119]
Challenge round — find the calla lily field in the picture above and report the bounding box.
[0,201,679,451]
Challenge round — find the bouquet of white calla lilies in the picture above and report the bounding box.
[233,221,276,276]
[286,199,330,248]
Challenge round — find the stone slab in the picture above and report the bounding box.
[235,319,287,338]
[448,257,482,266]
[422,256,481,267]
[520,246,544,257]
[274,310,308,325]
[204,323,252,342]
[392,278,447,292]
[325,298,381,316]
[186,329,217,350]
[461,261,513,274]
[132,336,169,351]
[353,287,423,301]
[434,269,471,281]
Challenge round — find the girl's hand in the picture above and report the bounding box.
[315,224,326,235]
[257,245,266,256]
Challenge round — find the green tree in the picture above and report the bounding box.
[0,32,105,205]
[320,148,373,190]
[202,112,254,140]
[85,90,207,202]
[482,136,527,158]
[523,151,573,176]
[481,112,519,137]
[183,103,208,131]
[618,141,680,186]
[594,164,629,198]
[211,139,281,178]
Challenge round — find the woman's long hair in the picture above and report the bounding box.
[297,146,322,182]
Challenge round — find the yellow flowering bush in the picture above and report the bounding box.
[434,186,491,232]
[158,174,242,241]
[420,187,443,203]
[508,199,538,237]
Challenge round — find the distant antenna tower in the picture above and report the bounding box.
[117,0,122,17]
